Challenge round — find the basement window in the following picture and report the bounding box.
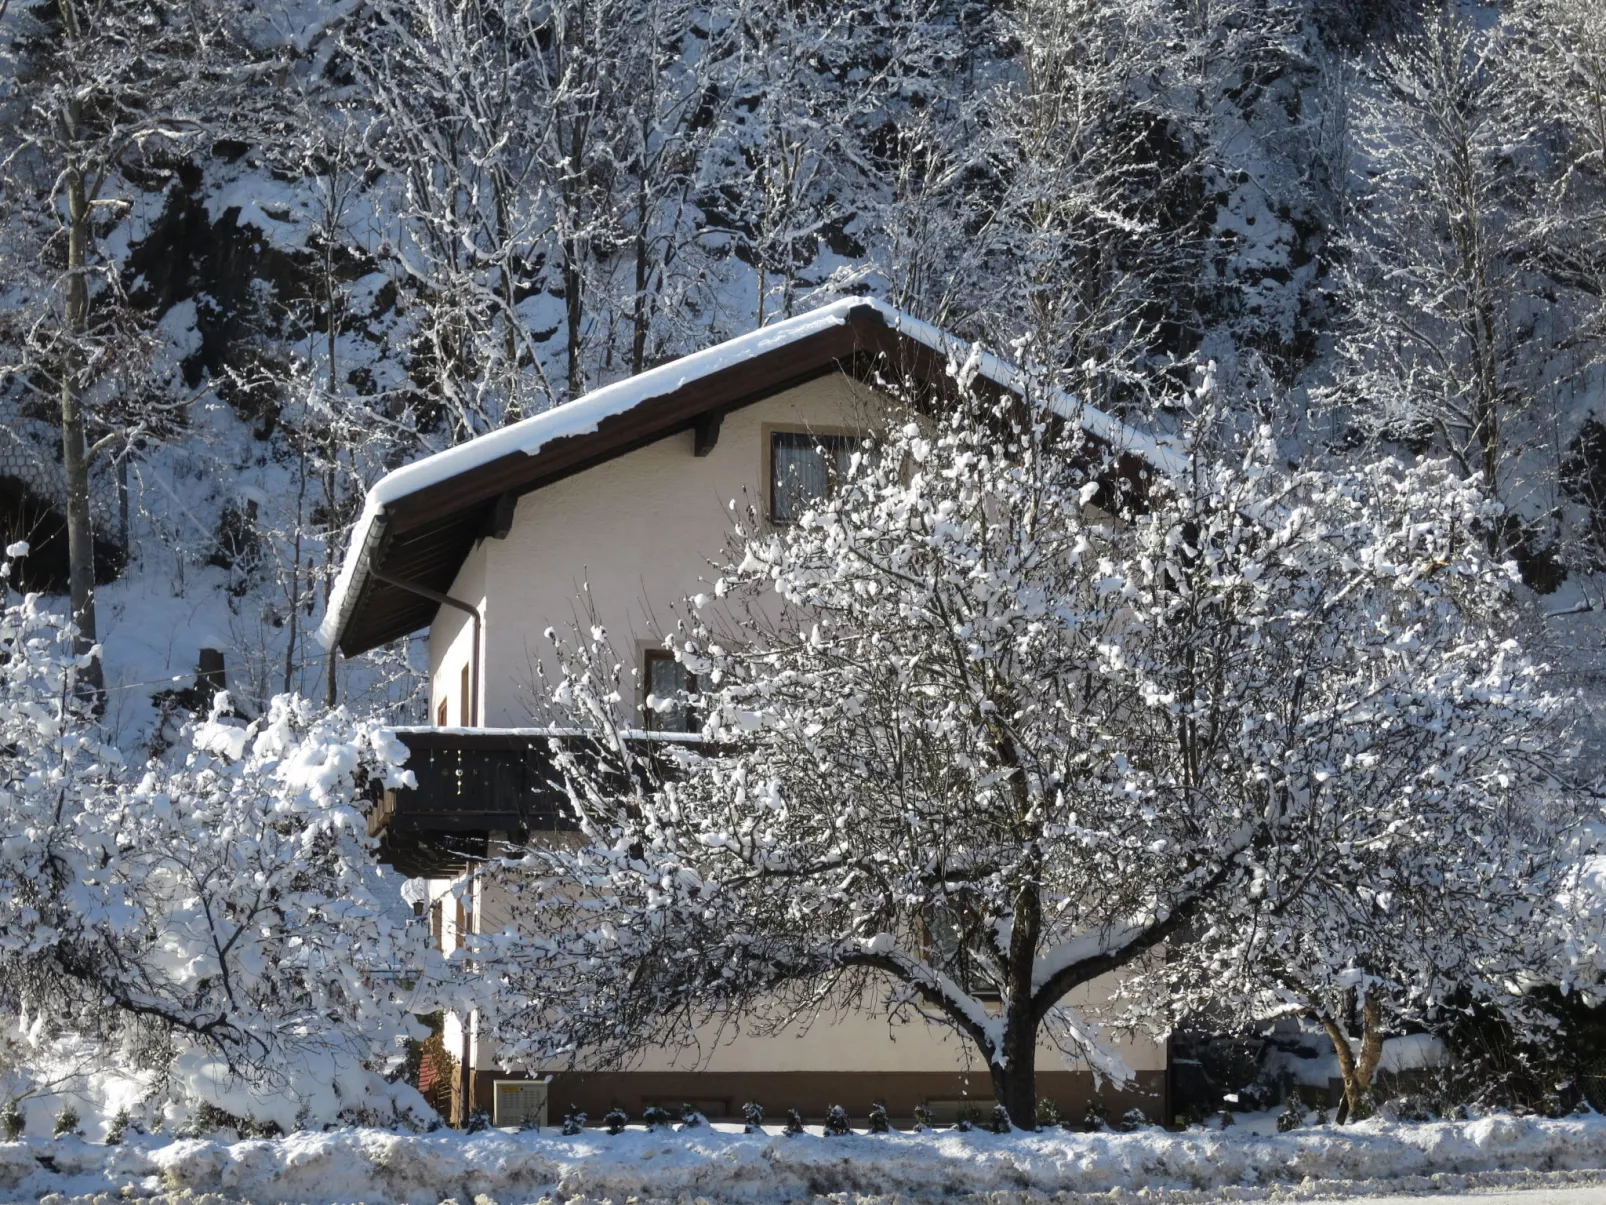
[769,431,857,523]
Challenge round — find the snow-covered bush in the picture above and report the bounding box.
[480,380,1581,1128]
[0,575,443,1131]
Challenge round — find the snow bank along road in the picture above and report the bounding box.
[7,1113,1606,1205]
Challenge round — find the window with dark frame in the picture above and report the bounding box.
[643,648,698,733]
[770,430,857,523]
[436,698,448,728]
[923,899,1003,1001]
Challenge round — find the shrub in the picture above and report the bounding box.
[742,1101,764,1133]
[988,1103,1012,1133]
[1120,1107,1149,1131]
[824,1104,851,1136]
[955,1105,977,1133]
[463,1110,491,1134]
[867,1101,890,1133]
[53,1105,82,1139]
[912,1103,934,1132]
[1036,1098,1061,1128]
[561,1107,586,1136]
[1,1099,22,1141]
[1277,1095,1303,1133]
[642,1105,673,1131]
[105,1107,133,1145]
[678,1103,705,1129]
[1383,1094,1437,1123]
[1081,1100,1105,1132]
[783,1109,806,1136]
[604,1107,629,1135]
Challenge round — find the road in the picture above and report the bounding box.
[1312,1183,1606,1205]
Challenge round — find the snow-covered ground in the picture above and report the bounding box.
[9,1113,1606,1205]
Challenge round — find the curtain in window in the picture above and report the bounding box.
[772,433,853,522]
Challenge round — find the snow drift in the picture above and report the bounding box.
[6,1113,1606,1205]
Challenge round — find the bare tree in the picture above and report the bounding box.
[0,0,252,703]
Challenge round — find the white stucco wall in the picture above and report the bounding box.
[427,542,488,726]
[470,861,1165,1076]
[429,372,885,727]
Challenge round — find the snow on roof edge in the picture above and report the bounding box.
[861,299,1187,478]
[317,299,1184,652]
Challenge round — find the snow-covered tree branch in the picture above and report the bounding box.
[0,555,444,1127]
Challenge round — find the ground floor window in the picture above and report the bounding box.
[644,648,698,733]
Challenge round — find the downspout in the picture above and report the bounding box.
[370,567,482,727]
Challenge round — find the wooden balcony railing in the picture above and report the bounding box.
[369,727,698,877]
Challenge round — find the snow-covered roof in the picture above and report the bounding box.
[319,299,1183,655]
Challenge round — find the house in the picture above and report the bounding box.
[319,299,1183,1128]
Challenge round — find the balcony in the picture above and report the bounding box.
[369,727,696,877]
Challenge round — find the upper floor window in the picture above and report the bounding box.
[644,648,698,733]
[770,430,856,523]
[924,899,1003,1001]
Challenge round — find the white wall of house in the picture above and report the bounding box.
[428,542,489,727]
[469,871,1165,1077]
[429,372,885,728]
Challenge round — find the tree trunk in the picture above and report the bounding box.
[563,231,583,399]
[60,157,105,709]
[991,1021,1039,1131]
[631,172,650,376]
[494,176,523,422]
[1319,994,1385,1123]
[998,849,1043,1129]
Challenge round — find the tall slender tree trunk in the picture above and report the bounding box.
[563,232,583,399]
[323,450,339,709]
[631,172,651,376]
[60,155,105,708]
[495,177,523,421]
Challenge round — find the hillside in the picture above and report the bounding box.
[0,0,1602,748]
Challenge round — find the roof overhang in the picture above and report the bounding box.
[319,300,1183,658]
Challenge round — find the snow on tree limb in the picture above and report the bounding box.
[0,579,444,1128]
